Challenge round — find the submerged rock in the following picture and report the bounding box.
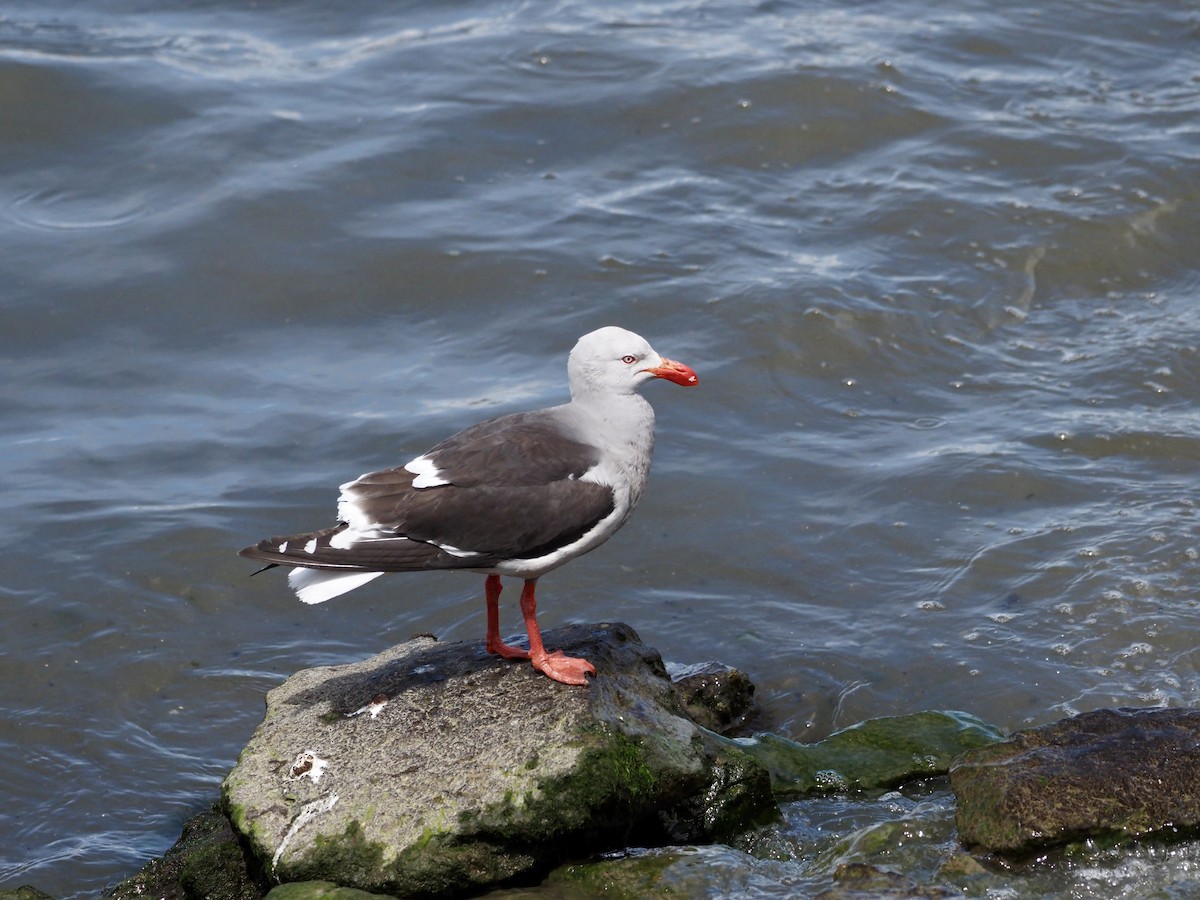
[545,849,964,899]
[815,862,962,899]
[223,623,776,897]
[951,706,1200,855]
[717,711,1004,795]
[544,845,798,899]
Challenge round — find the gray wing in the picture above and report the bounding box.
[241,409,616,571]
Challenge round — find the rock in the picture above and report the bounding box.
[815,863,962,899]
[104,803,264,900]
[668,661,757,735]
[0,887,56,900]
[715,711,1004,795]
[545,848,682,898]
[264,882,395,900]
[546,849,965,899]
[951,706,1200,855]
[936,851,988,879]
[544,845,797,898]
[222,623,776,897]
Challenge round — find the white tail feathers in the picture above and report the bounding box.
[288,568,385,605]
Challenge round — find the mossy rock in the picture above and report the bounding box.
[0,887,56,900]
[547,850,680,898]
[721,710,1005,795]
[815,862,960,899]
[104,803,264,900]
[265,882,396,900]
[545,844,808,897]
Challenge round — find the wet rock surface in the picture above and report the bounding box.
[814,863,963,899]
[951,707,1200,855]
[543,849,967,900]
[104,802,265,900]
[0,887,56,900]
[264,882,397,900]
[724,711,1004,796]
[222,623,776,897]
[667,661,757,736]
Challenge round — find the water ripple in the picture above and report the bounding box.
[5,187,148,232]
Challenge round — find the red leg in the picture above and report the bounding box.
[519,579,595,686]
[484,574,530,659]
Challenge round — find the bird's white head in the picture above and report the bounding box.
[567,326,698,399]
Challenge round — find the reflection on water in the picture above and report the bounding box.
[2,0,1200,896]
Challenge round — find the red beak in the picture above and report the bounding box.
[645,357,698,386]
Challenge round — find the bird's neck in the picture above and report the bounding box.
[569,392,657,510]
[570,390,656,442]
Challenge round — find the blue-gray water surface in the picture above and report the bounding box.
[2,1,1199,897]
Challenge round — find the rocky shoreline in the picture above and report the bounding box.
[8,623,1200,900]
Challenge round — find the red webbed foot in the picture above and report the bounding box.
[492,577,595,686]
[530,649,596,686]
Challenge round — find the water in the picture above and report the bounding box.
[1,0,1198,896]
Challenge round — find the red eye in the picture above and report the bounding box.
[621,355,637,364]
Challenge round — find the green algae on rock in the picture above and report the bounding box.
[0,887,56,900]
[718,710,1005,795]
[264,882,397,900]
[104,803,265,900]
[545,845,794,899]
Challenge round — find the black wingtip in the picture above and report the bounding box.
[239,544,277,575]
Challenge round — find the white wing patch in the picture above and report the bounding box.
[288,568,384,604]
[404,454,451,489]
[329,528,361,550]
[336,481,376,532]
